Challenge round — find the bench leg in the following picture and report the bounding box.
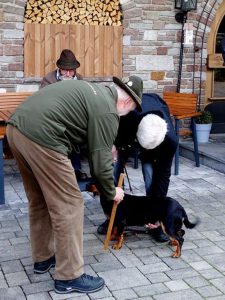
[0,137,5,205]
[191,118,200,167]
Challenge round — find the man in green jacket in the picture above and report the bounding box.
[6,76,143,294]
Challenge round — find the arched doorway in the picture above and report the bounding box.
[206,0,225,132]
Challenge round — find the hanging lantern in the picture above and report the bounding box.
[175,0,197,12]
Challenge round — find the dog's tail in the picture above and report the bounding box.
[183,212,200,229]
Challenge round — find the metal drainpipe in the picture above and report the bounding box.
[176,12,187,93]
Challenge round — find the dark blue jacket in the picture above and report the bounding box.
[115,93,178,196]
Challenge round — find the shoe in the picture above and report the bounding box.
[75,170,89,181]
[54,273,105,294]
[149,227,169,243]
[34,255,55,274]
[97,219,109,235]
[86,183,100,196]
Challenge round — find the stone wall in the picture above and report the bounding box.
[120,0,223,101]
[0,0,38,92]
[0,0,223,105]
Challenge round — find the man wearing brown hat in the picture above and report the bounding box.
[6,75,143,294]
[40,49,86,181]
[40,49,83,88]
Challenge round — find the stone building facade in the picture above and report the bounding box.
[0,0,224,108]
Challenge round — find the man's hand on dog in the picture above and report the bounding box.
[114,187,124,204]
[145,222,160,230]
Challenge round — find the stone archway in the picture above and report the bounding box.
[205,0,225,133]
[206,0,225,102]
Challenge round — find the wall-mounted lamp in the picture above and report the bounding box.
[175,0,197,23]
[175,0,197,12]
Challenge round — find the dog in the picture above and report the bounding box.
[102,194,200,258]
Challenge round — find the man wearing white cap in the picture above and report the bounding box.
[98,93,178,242]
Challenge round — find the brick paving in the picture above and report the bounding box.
[1,157,225,299]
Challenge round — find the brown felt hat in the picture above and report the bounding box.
[56,49,80,70]
[113,75,143,111]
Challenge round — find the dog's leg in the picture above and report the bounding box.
[111,222,126,250]
[170,239,181,258]
[160,222,182,258]
[110,226,118,241]
[112,233,125,250]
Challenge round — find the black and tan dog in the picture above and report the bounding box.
[102,194,200,258]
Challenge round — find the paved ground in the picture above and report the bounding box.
[2,157,225,300]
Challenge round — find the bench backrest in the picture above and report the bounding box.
[0,92,33,111]
[163,92,199,117]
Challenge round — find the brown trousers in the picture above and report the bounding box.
[6,125,84,280]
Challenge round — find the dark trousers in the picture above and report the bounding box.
[70,152,82,171]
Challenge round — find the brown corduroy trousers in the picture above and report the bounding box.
[6,125,84,280]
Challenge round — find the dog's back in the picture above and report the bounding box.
[119,194,168,225]
[117,194,199,235]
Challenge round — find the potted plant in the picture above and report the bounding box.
[195,110,213,143]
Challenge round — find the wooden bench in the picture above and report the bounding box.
[0,92,33,205]
[163,92,201,175]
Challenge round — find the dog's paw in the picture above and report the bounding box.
[112,234,124,250]
[112,243,122,250]
[171,251,181,258]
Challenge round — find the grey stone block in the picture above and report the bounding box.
[22,281,53,295]
[91,261,124,273]
[196,285,222,297]
[0,287,26,299]
[50,290,89,299]
[1,260,24,274]
[199,269,224,280]
[165,267,199,280]
[184,275,209,288]
[26,292,52,300]
[164,280,189,291]
[5,271,29,286]
[112,288,137,300]
[133,283,169,297]
[146,272,170,284]
[138,262,171,275]
[0,278,8,288]
[99,268,149,290]
[153,289,204,300]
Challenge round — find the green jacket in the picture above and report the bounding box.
[8,80,119,200]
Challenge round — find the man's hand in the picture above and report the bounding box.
[145,222,160,230]
[112,144,118,163]
[114,187,124,204]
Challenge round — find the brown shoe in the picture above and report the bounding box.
[86,183,100,196]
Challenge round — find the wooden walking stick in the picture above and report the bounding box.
[103,173,125,250]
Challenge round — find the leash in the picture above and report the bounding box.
[124,165,133,193]
[103,173,125,250]
[118,149,133,193]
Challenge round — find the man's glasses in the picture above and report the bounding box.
[60,69,76,76]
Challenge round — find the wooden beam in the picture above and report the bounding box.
[208,54,225,69]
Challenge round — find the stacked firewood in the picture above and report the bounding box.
[24,0,122,26]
